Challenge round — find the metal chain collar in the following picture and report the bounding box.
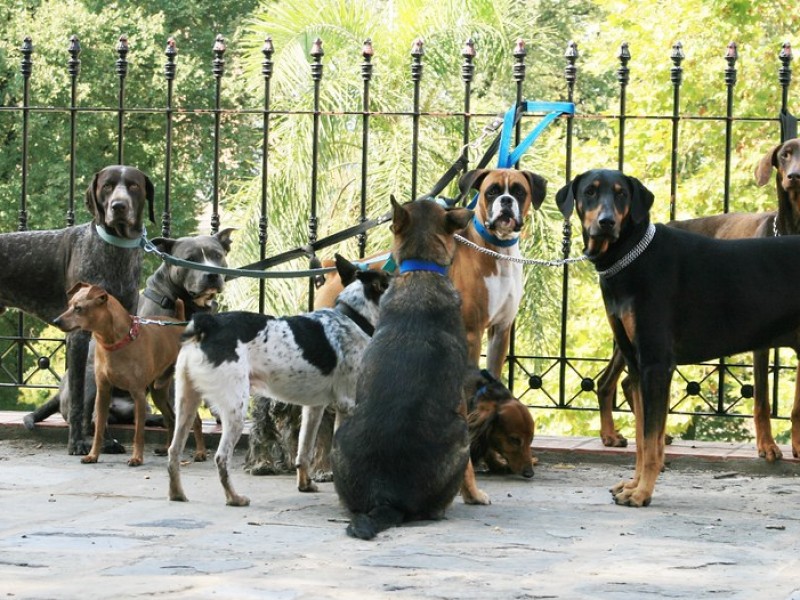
[454,233,589,267]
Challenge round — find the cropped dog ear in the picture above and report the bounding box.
[627,175,655,223]
[755,143,782,187]
[390,195,411,236]
[445,207,474,233]
[144,174,155,224]
[334,253,358,287]
[458,169,491,195]
[215,227,236,253]
[522,171,548,210]
[555,174,581,219]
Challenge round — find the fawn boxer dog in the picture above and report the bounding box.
[53,283,186,466]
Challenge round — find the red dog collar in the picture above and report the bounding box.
[99,316,141,352]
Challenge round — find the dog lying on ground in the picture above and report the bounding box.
[595,139,800,460]
[22,229,234,461]
[331,198,489,540]
[167,254,390,506]
[556,168,800,507]
[0,165,153,455]
[465,368,536,478]
[53,283,186,466]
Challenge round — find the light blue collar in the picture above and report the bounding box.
[472,216,519,248]
[398,259,448,276]
[94,223,145,249]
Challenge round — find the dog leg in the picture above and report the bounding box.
[596,348,628,447]
[67,331,92,455]
[149,385,176,457]
[296,405,326,492]
[460,458,491,505]
[611,379,643,497]
[752,349,782,461]
[484,324,511,378]
[82,381,111,464]
[167,378,203,502]
[127,390,149,467]
[191,415,208,462]
[216,410,249,507]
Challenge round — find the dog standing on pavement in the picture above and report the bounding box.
[595,139,800,460]
[167,254,390,506]
[53,283,186,467]
[556,168,800,507]
[332,198,489,541]
[0,165,153,455]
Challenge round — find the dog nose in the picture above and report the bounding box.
[110,199,128,214]
[598,214,616,230]
[521,464,535,478]
[788,170,800,182]
[499,194,514,208]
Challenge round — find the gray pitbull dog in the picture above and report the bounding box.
[1,165,153,455]
[24,229,234,453]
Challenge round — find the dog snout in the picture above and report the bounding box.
[786,170,800,185]
[598,211,616,231]
[521,463,535,478]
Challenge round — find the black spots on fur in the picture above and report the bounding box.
[286,316,338,375]
[189,312,274,367]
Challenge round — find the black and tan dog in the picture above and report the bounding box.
[332,198,490,540]
[556,168,800,507]
[595,140,800,460]
[0,165,153,455]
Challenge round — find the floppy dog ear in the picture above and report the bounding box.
[458,169,491,195]
[555,174,581,219]
[626,175,655,223]
[522,171,547,210]
[445,207,474,233]
[149,237,177,255]
[334,253,358,287]
[468,401,498,464]
[144,174,156,224]
[85,172,102,219]
[754,143,782,187]
[66,282,89,299]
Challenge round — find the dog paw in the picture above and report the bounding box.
[463,489,491,505]
[193,451,208,462]
[312,470,334,483]
[81,455,99,464]
[226,495,250,507]
[153,447,168,457]
[298,481,319,493]
[70,440,92,456]
[127,457,143,467]
[612,486,651,507]
[601,432,628,448]
[103,439,126,454]
[22,414,35,430]
[758,443,783,462]
[169,493,189,502]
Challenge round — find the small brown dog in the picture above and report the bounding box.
[53,283,186,466]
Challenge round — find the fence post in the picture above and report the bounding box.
[115,35,128,165]
[461,38,476,171]
[210,34,226,236]
[67,35,81,228]
[359,39,374,259]
[668,41,684,221]
[410,38,424,201]
[308,37,324,311]
[259,37,274,314]
[162,38,178,238]
[617,42,630,170]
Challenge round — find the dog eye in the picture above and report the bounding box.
[128,183,140,191]
[584,186,596,197]
[486,184,502,196]
[509,436,522,447]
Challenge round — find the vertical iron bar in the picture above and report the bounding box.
[308,38,324,311]
[719,41,738,415]
[67,35,81,227]
[668,42,684,221]
[773,42,793,415]
[16,37,33,385]
[559,41,578,408]
[617,42,630,171]
[162,38,177,238]
[461,38,476,171]
[258,37,274,314]
[507,38,526,392]
[410,38,424,201]
[115,35,128,165]
[359,39,374,259]
[210,34,226,235]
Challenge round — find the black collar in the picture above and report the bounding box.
[335,302,374,336]
[142,286,176,310]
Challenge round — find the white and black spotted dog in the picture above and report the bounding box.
[167,254,391,506]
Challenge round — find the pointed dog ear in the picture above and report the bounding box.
[521,171,547,210]
[390,195,410,235]
[334,253,358,287]
[627,175,655,223]
[555,174,582,219]
[754,143,782,187]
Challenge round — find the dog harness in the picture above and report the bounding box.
[98,316,141,352]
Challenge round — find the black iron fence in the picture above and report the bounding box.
[0,33,796,436]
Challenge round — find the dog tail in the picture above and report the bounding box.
[346,505,405,540]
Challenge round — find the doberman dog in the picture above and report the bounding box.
[557,168,800,507]
[53,283,186,466]
[595,140,800,461]
[0,165,153,455]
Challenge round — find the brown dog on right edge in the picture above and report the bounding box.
[53,283,186,466]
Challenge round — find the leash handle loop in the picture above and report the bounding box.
[497,101,575,169]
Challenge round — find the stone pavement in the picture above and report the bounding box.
[1,428,799,600]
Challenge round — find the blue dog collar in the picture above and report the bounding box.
[472,216,519,248]
[398,259,448,276]
[95,223,146,249]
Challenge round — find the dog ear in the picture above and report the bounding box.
[467,401,498,462]
[144,174,156,224]
[555,174,581,219]
[149,237,177,255]
[65,282,88,299]
[627,175,655,223]
[334,253,358,287]
[84,172,102,219]
[214,227,236,253]
[755,143,782,187]
[458,169,491,195]
[521,171,548,210]
[390,195,410,235]
[445,207,474,233]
